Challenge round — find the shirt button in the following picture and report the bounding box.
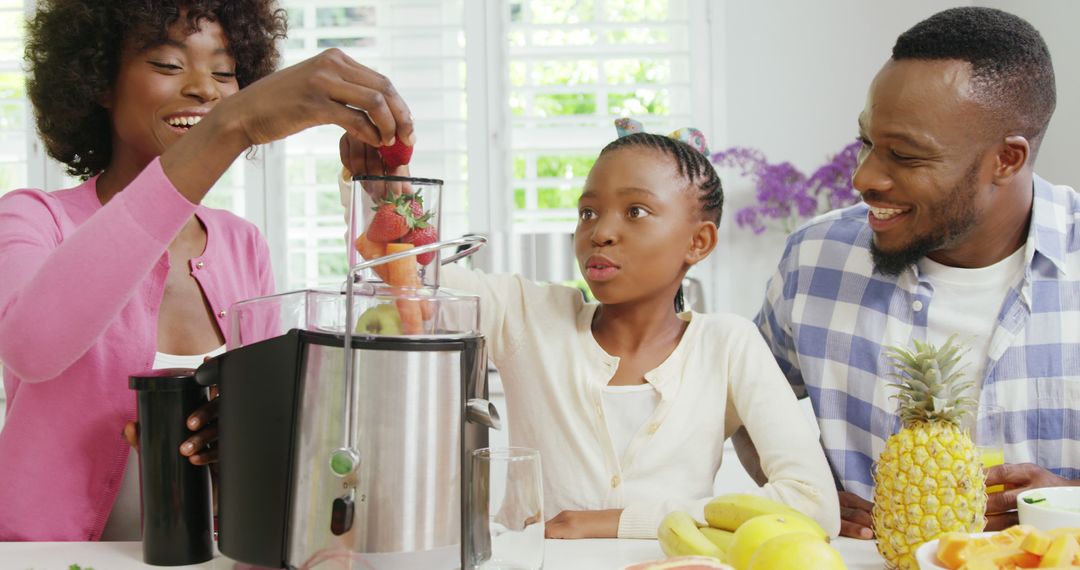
[195,261,205,269]
[218,310,227,318]
[912,300,924,312]
[611,475,621,488]
[647,423,660,435]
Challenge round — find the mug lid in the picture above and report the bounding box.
[129,368,202,391]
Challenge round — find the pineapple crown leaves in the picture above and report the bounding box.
[884,335,977,426]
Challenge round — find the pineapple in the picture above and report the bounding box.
[872,336,987,570]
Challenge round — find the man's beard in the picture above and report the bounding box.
[869,160,981,277]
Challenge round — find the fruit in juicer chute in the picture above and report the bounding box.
[401,223,437,266]
[367,195,416,242]
[872,335,986,570]
[354,233,390,281]
[384,243,425,334]
[354,303,402,335]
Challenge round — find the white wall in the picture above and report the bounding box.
[701,0,1080,318]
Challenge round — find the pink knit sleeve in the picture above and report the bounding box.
[0,158,197,381]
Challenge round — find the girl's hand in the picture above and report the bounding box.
[545,509,622,539]
[221,48,414,150]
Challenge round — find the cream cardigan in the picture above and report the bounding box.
[441,266,840,538]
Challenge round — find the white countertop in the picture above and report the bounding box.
[1,537,885,569]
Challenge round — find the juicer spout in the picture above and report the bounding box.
[466,398,502,430]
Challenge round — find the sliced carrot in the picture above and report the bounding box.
[385,243,421,287]
[354,233,390,282]
[394,298,423,335]
[382,243,437,321]
[384,243,425,333]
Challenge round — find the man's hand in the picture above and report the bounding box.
[838,491,875,539]
[984,463,1077,531]
[545,509,623,539]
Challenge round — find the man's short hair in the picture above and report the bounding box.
[892,7,1056,158]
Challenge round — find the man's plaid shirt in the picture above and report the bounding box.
[755,175,1080,499]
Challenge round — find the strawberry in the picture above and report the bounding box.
[367,197,413,242]
[377,139,413,170]
[405,193,425,219]
[401,224,439,265]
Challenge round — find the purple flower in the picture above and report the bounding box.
[712,140,862,234]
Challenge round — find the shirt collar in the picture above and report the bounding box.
[1027,174,1070,276]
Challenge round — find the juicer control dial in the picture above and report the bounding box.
[330,494,355,536]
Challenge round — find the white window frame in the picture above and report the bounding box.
[13,0,723,286]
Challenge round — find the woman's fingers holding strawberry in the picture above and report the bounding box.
[223,49,413,149]
[332,50,414,147]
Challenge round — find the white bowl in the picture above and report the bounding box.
[1017,486,1080,530]
[915,531,997,570]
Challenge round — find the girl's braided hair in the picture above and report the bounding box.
[599,132,723,225]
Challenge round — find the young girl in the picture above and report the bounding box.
[341,124,841,539]
[0,0,412,541]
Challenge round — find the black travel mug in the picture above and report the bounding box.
[129,369,214,566]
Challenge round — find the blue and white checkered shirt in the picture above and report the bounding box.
[755,175,1080,499]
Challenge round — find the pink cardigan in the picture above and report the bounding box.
[0,158,274,540]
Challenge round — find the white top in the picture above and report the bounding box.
[602,384,660,463]
[100,346,225,541]
[441,266,840,539]
[918,245,1027,395]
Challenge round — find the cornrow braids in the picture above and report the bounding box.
[599,132,723,225]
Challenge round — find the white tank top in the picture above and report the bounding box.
[100,345,225,541]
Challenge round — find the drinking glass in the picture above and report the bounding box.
[970,404,1005,493]
[470,447,544,570]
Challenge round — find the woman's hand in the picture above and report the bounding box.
[164,48,413,203]
[224,48,413,149]
[120,387,221,466]
[545,509,622,539]
[179,389,220,465]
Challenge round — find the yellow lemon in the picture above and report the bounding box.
[726,514,826,570]
[747,532,846,570]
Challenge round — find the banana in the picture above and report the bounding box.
[699,527,735,552]
[703,494,827,541]
[657,511,725,561]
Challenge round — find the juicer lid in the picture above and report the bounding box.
[129,368,202,391]
[351,174,443,185]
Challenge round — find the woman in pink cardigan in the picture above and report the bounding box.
[0,0,413,541]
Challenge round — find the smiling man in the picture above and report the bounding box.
[752,7,1080,539]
